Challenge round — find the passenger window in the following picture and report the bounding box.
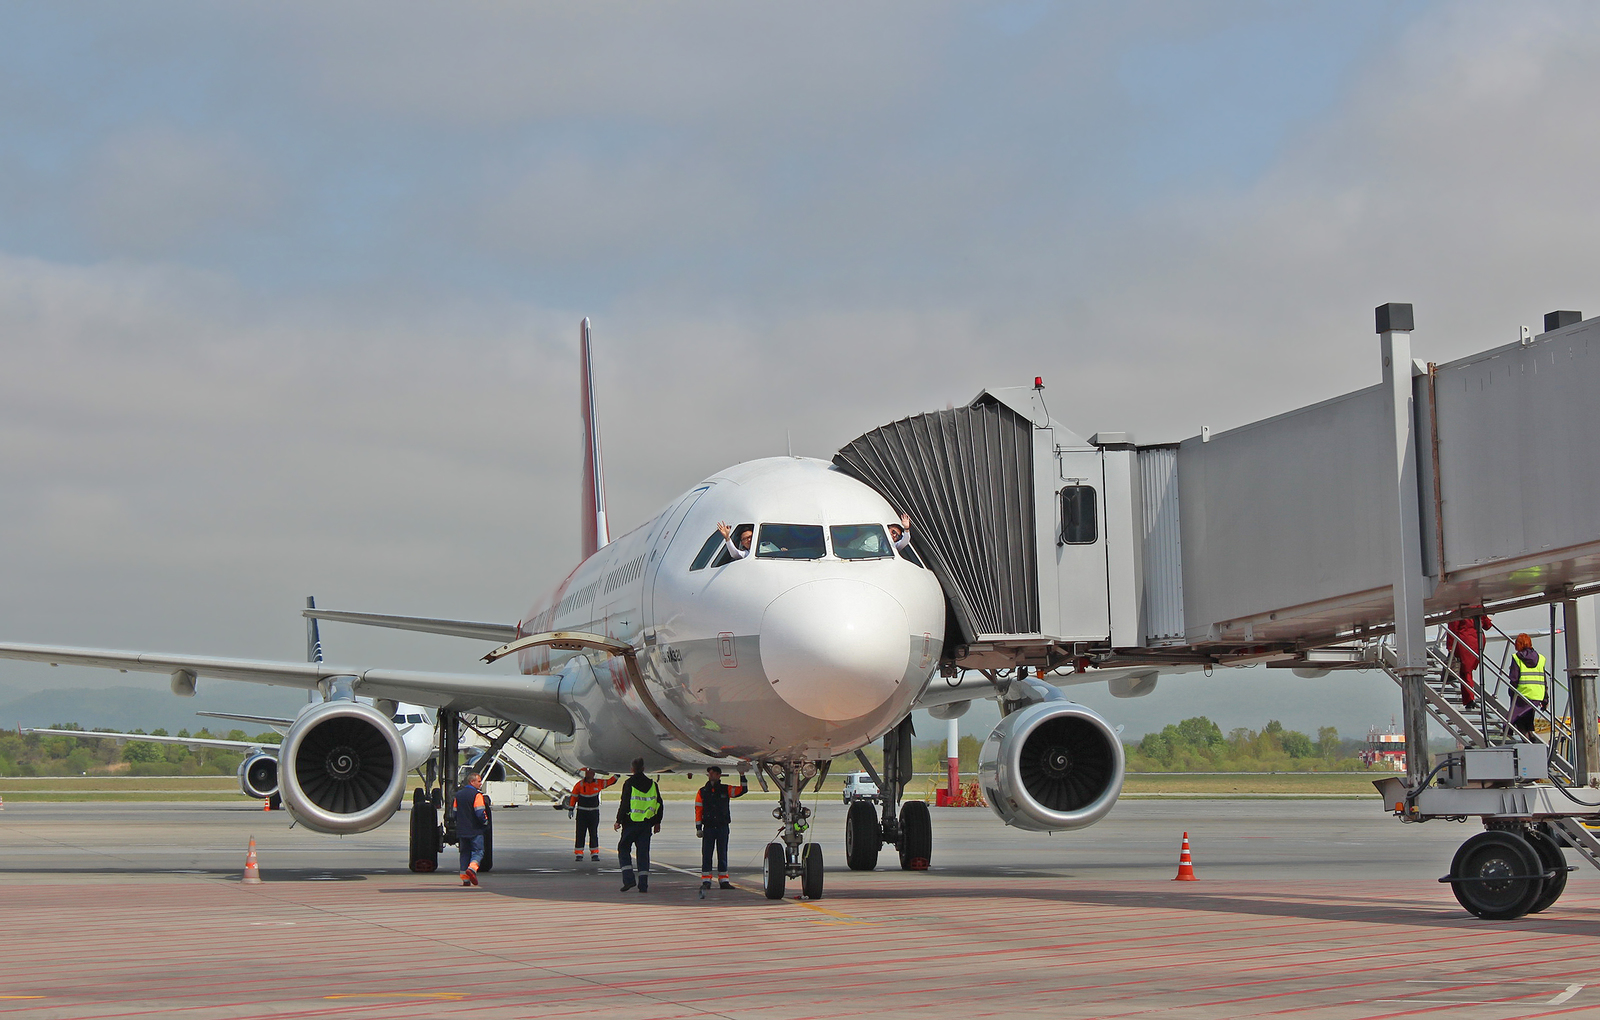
[689,532,723,571]
[1060,485,1098,545]
[831,524,892,560]
[756,523,826,559]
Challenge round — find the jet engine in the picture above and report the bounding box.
[278,700,407,835]
[237,752,279,800]
[978,701,1125,831]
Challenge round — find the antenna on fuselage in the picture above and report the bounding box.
[580,318,610,557]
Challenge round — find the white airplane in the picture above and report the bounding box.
[0,320,1129,899]
[22,601,437,809]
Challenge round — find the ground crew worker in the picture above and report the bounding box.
[1509,632,1549,738]
[454,772,489,886]
[566,767,618,863]
[1445,610,1491,709]
[695,765,748,892]
[614,757,662,893]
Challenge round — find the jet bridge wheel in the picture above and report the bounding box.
[1447,831,1544,920]
[1524,828,1568,914]
[845,801,881,871]
[801,843,825,900]
[408,788,440,873]
[762,843,787,900]
[898,801,932,871]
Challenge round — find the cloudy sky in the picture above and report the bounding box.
[1,1,1593,737]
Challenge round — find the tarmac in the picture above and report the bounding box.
[2,797,1599,1019]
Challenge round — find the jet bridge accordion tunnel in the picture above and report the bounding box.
[835,307,1600,676]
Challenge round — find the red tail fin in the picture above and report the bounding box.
[580,318,609,558]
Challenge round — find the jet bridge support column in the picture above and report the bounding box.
[1564,596,1599,785]
[1378,304,1432,791]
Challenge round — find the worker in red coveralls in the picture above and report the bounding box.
[1445,611,1491,710]
[566,768,619,864]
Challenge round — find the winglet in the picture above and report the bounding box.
[580,318,610,558]
[306,596,323,664]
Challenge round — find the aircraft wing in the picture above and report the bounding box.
[0,642,571,733]
[913,663,1203,712]
[300,609,518,643]
[24,727,274,751]
[194,710,295,730]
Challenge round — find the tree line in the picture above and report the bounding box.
[0,724,280,777]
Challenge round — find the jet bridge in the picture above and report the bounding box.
[839,304,1600,920]
[837,305,1600,671]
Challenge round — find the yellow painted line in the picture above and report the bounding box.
[325,993,466,1000]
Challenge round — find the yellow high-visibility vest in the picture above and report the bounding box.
[1515,652,1548,702]
[628,779,661,822]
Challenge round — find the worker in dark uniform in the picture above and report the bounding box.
[566,767,618,864]
[1509,632,1549,738]
[614,757,662,893]
[453,771,490,886]
[695,765,748,892]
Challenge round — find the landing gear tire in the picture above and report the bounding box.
[1525,828,1568,915]
[845,801,881,871]
[479,807,494,873]
[1448,830,1543,920]
[408,788,439,873]
[801,843,825,900]
[898,800,932,871]
[762,843,787,900]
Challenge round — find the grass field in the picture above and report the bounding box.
[0,771,1394,802]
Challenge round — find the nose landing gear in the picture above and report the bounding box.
[759,759,831,900]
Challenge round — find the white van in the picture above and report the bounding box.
[841,771,880,804]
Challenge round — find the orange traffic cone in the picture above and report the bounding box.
[1174,831,1197,881]
[262,799,271,811]
[0,793,6,811]
[242,837,262,885]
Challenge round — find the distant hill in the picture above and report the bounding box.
[0,685,310,732]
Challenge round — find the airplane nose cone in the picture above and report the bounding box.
[760,579,910,722]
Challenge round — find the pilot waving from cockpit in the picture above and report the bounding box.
[716,521,754,561]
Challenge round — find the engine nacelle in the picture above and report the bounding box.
[978,700,1125,832]
[278,700,407,835]
[237,752,279,800]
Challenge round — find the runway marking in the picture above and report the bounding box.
[325,992,466,1000]
[1550,984,1584,1004]
[0,996,44,999]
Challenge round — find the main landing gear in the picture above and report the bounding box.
[759,759,831,900]
[408,708,498,875]
[844,715,934,873]
[1443,823,1573,920]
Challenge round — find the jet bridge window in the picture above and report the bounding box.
[1059,485,1098,545]
[756,523,826,559]
[830,524,892,560]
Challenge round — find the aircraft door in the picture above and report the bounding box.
[1053,450,1111,640]
[642,485,711,627]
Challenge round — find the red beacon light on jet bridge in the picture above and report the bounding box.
[1033,376,1044,390]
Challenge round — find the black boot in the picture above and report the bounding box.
[620,869,636,892]
[638,874,649,893]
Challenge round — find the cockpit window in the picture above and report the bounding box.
[756,523,826,559]
[831,524,893,560]
[708,523,755,567]
[392,714,405,723]
[408,714,426,724]
[689,532,723,571]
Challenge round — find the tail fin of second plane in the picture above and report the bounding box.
[306,596,324,664]
[580,318,610,558]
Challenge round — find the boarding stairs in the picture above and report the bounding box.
[1376,625,1580,786]
[462,716,581,805]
